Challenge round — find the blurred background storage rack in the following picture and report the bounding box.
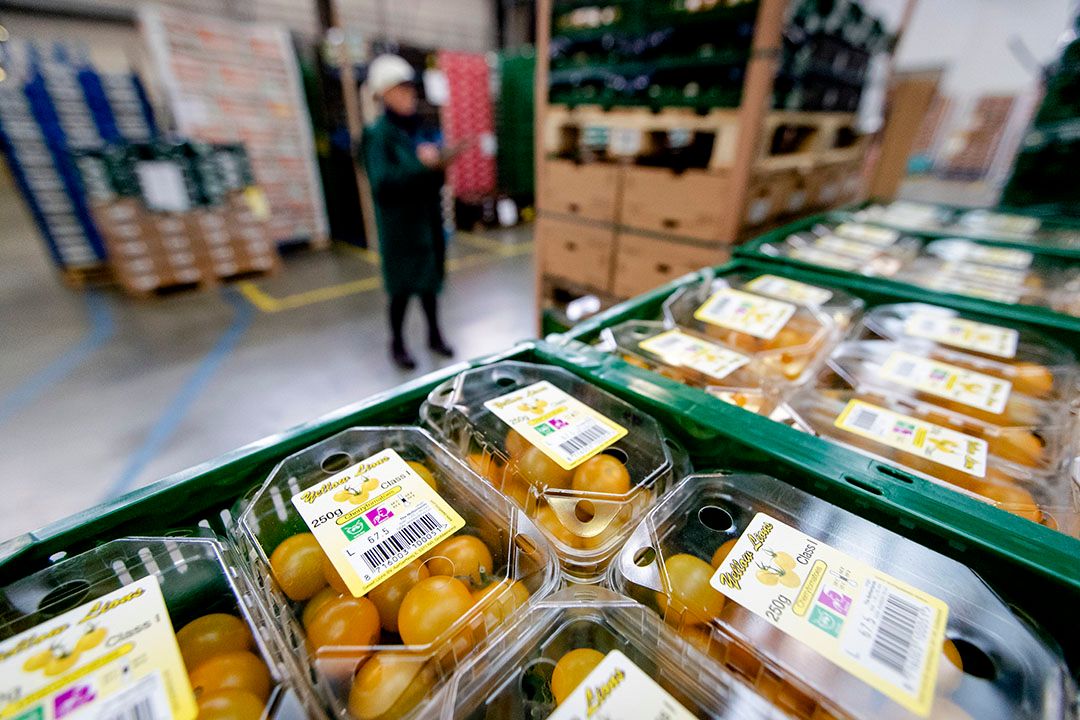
[534,0,891,328]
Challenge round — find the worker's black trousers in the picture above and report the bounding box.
[389,291,442,350]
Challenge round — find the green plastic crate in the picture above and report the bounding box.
[3,327,1078,674]
[551,259,1080,671]
[734,214,1080,337]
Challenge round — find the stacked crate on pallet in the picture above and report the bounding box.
[533,0,888,325]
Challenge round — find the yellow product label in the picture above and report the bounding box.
[745,274,833,306]
[923,274,1021,304]
[789,245,862,271]
[637,329,749,381]
[693,288,796,340]
[710,512,949,717]
[291,449,465,596]
[940,261,1028,288]
[877,351,1012,414]
[813,235,882,259]
[902,313,1019,359]
[0,575,197,720]
[484,381,627,471]
[953,244,1033,270]
[545,650,696,720]
[243,186,271,220]
[833,222,900,246]
[834,399,987,477]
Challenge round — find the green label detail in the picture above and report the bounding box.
[341,516,370,540]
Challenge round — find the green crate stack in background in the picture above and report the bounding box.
[495,47,536,200]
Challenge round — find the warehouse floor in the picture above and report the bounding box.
[0,191,535,541]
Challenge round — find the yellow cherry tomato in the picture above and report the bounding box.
[302,587,343,630]
[514,446,572,490]
[269,533,327,602]
[937,638,965,696]
[550,648,605,705]
[306,597,381,657]
[397,576,474,646]
[368,560,429,633]
[710,539,738,569]
[322,553,351,595]
[176,613,254,671]
[188,651,271,702]
[348,652,436,720]
[570,454,630,495]
[423,535,494,588]
[657,554,726,626]
[1011,362,1054,397]
[196,689,266,720]
[406,460,438,490]
[505,429,530,459]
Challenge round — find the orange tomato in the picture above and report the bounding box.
[176,613,253,671]
[710,539,738,569]
[196,689,266,720]
[550,648,605,705]
[306,597,381,657]
[423,535,494,588]
[188,651,271,702]
[406,460,437,490]
[269,533,327,601]
[348,651,436,720]
[1011,362,1054,397]
[989,430,1044,468]
[570,454,631,495]
[514,446,572,490]
[302,587,343,630]
[397,576,475,646]
[657,554,726,626]
[972,480,1042,523]
[367,560,429,633]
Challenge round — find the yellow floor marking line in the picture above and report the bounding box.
[339,244,381,264]
[455,231,533,257]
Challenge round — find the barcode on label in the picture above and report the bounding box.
[870,591,923,677]
[851,407,880,431]
[96,674,169,720]
[359,510,446,574]
[892,360,917,378]
[557,420,614,461]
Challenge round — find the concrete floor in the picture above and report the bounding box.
[0,191,536,540]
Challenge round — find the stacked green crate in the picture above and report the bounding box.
[496,48,536,199]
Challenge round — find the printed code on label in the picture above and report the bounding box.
[557,421,614,461]
[892,360,917,378]
[851,407,881,431]
[95,675,168,720]
[359,510,447,574]
[870,591,924,677]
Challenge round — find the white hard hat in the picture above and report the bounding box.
[367,54,416,96]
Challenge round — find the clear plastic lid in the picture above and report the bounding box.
[784,388,1079,534]
[441,585,788,719]
[922,239,1038,270]
[665,270,864,332]
[823,339,1073,438]
[858,303,1079,400]
[233,426,560,720]
[662,278,841,386]
[955,210,1040,240]
[759,222,922,278]
[610,473,1075,720]
[602,320,782,416]
[420,361,686,583]
[850,201,953,233]
[892,257,1080,312]
[0,537,305,720]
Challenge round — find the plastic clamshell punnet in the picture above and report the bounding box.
[857,303,1079,402]
[602,320,783,416]
[233,426,560,720]
[420,361,687,583]
[440,585,789,720]
[783,387,1079,535]
[609,473,1076,720]
[0,536,305,720]
[662,277,842,386]
[758,222,922,277]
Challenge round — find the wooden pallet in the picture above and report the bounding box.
[120,263,280,300]
[756,110,867,172]
[60,263,114,290]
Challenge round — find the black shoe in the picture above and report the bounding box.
[391,343,417,370]
[429,336,455,358]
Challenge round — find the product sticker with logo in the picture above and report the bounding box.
[693,288,796,340]
[637,329,750,381]
[902,313,1018,359]
[0,575,198,720]
[710,513,948,717]
[833,222,900,246]
[484,381,627,471]
[545,649,696,720]
[877,350,1012,414]
[745,275,833,306]
[834,399,988,478]
[292,448,466,597]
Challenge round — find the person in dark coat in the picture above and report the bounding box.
[361,54,459,369]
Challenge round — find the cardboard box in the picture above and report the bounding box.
[743,171,796,229]
[808,163,845,208]
[536,215,615,292]
[621,167,731,243]
[538,159,621,223]
[613,231,728,299]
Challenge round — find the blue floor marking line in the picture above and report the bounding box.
[0,291,114,426]
[104,289,255,500]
